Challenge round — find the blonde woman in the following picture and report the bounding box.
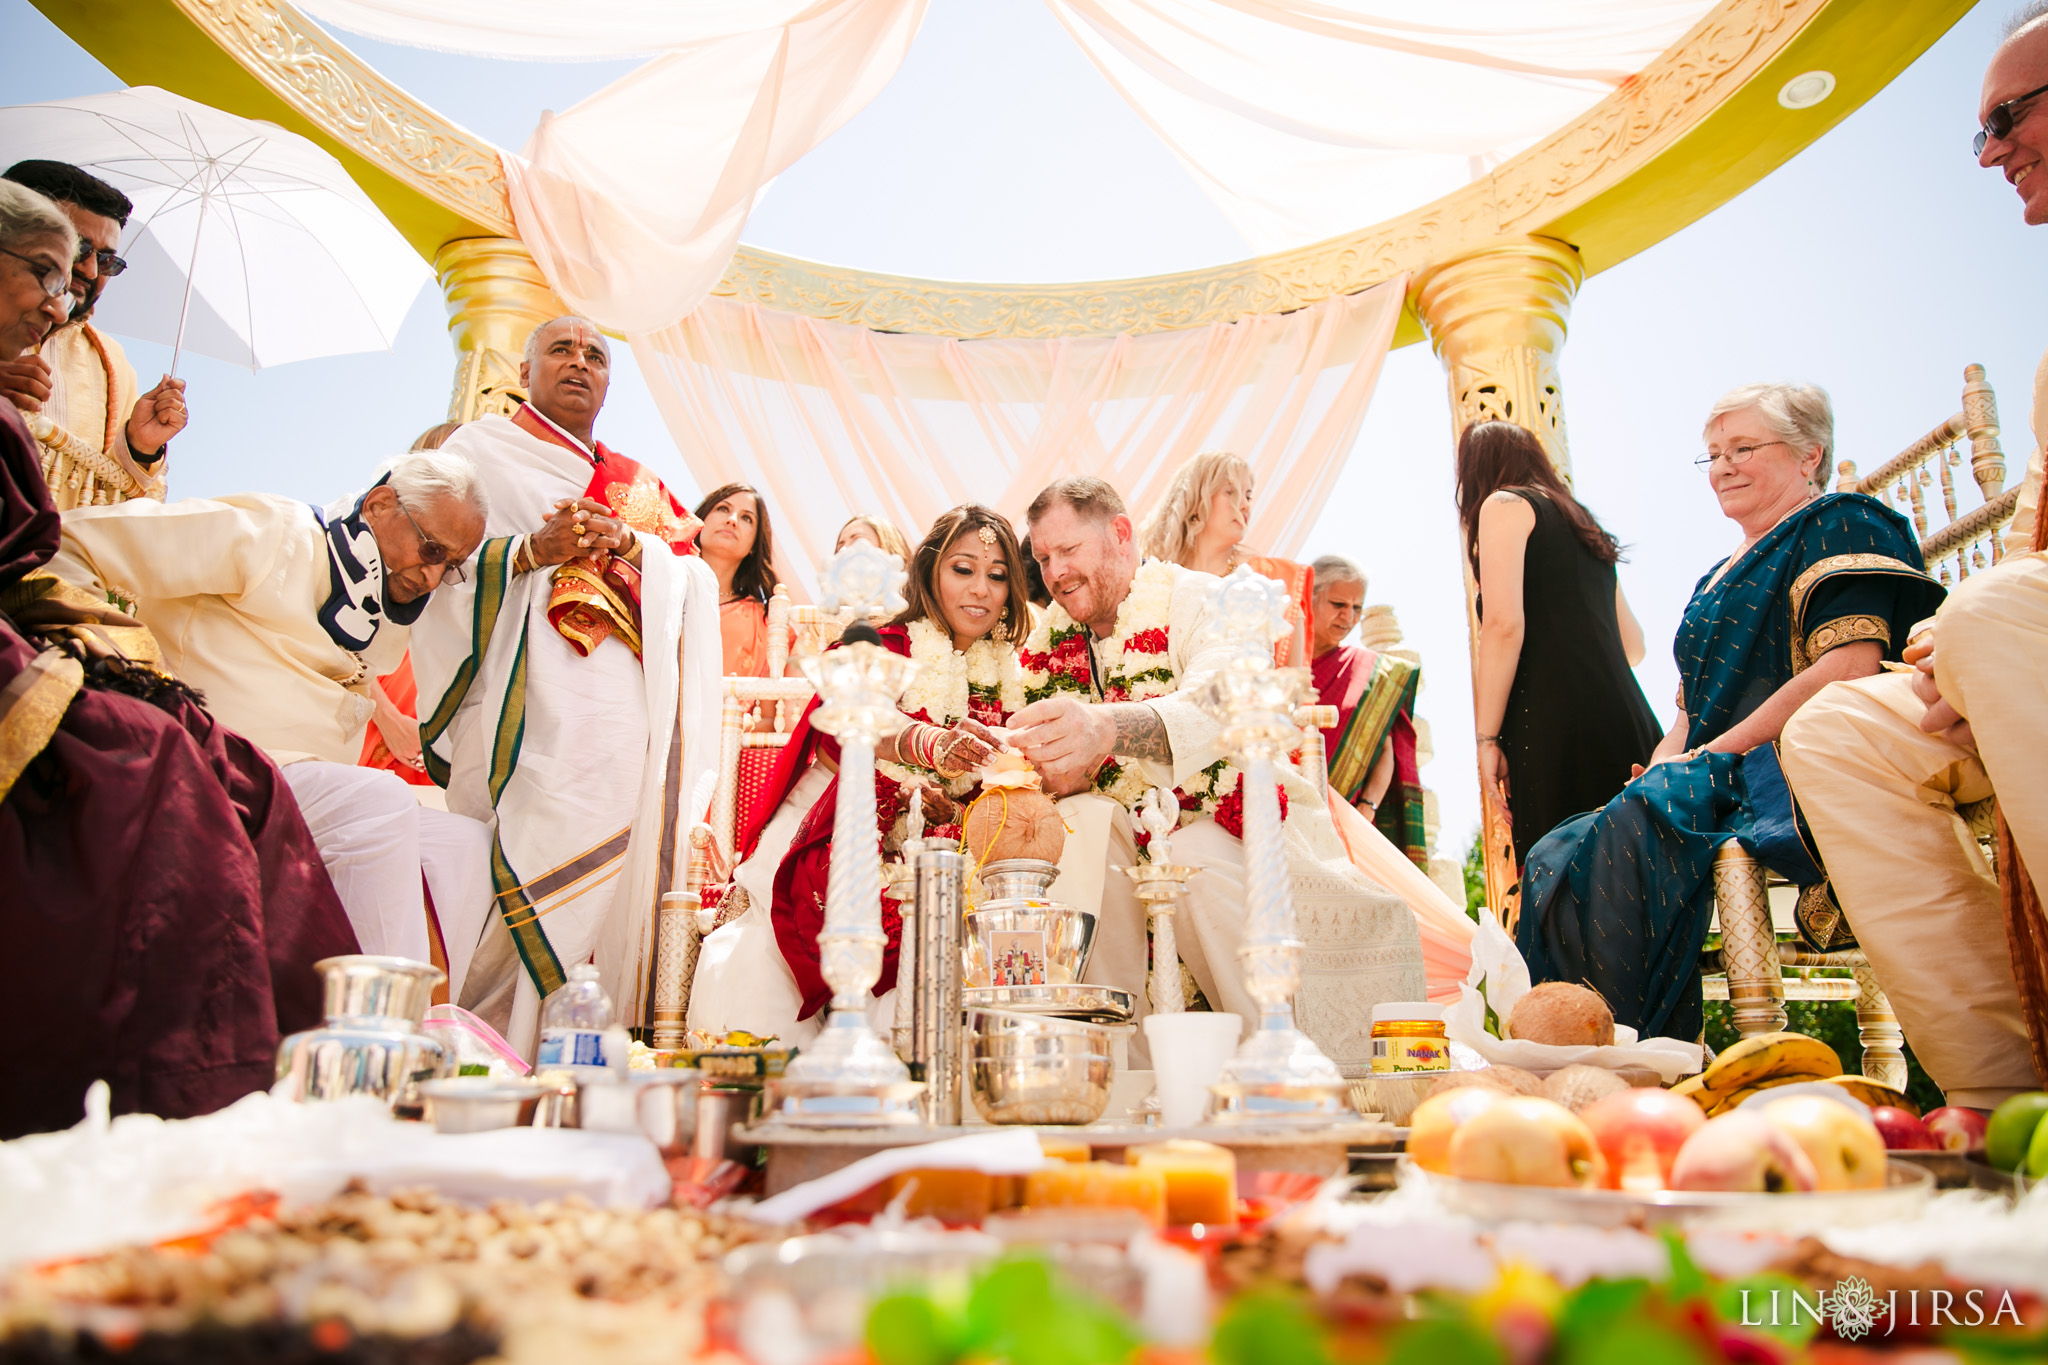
[834,512,911,563]
[1138,450,1313,664]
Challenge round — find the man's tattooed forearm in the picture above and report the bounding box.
[1106,704,1173,762]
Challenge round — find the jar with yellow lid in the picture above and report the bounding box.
[1369,1002,1449,1075]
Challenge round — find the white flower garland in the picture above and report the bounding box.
[879,617,1021,801]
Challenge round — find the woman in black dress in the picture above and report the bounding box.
[1457,421,1662,867]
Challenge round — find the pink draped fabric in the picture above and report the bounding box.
[631,280,1403,597]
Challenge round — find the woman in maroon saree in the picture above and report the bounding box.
[0,200,355,1135]
[688,506,1027,1038]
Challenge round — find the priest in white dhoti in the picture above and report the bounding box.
[1010,477,1427,1071]
[48,450,495,982]
[0,162,185,509]
[413,316,722,1055]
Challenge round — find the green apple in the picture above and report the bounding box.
[1985,1093,2048,1173]
[2028,1104,2048,1179]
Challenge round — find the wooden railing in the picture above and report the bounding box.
[1835,364,2018,584]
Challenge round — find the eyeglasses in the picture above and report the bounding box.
[395,496,467,584]
[1975,80,2048,155]
[76,245,127,278]
[1693,440,1788,470]
[2,247,74,305]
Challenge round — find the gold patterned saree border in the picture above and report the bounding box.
[0,651,84,803]
[1785,552,1932,673]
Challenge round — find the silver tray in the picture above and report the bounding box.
[963,984,1135,1023]
[1419,1158,1934,1230]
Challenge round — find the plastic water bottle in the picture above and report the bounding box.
[535,964,618,1075]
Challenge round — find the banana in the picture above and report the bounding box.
[1703,1073,1812,1116]
[1821,1074,1916,1116]
[1699,1032,1842,1097]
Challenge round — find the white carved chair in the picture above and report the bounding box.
[705,585,890,866]
[1704,364,2017,1090]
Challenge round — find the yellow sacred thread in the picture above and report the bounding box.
[958,787,1010,913]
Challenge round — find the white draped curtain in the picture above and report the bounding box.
[299,0,1714,330]
[630,279,1404,598]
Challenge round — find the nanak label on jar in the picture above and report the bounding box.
[1370,1034,1449,1074]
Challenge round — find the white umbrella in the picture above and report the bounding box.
[0,86,431,372]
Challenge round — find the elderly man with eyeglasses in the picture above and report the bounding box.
[0,160,187,510]
[46,450,515,984]
[1773,8,2048,1110]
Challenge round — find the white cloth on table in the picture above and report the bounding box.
[280,761,492,985]
[412,414,722,1057]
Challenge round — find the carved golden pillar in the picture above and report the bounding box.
[1411,235,1586,917]
[435,236,570,423]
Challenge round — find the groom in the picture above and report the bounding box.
[1008,477,1425,1070]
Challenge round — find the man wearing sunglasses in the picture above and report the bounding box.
[47,450,503,993]
[1775,8,2048,1109]
[0,160,187,510]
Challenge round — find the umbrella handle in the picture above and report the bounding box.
[168,177,212,381]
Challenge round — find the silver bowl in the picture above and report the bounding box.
[963,984,1134,1024]
[962,902,1098,988]
[418,1075,557,1133]
[316,954,444,1025]
[965,1008,1117,1125]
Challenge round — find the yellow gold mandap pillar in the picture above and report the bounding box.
[435,236,570,423]
[1411,235,1586,919]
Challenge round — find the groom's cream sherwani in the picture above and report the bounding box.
[1054,563,1426,1073]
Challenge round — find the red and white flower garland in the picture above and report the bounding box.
[1016,561,1283,855]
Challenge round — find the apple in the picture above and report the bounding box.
[1580,1087,1708,1192]
[1407,1086,1504,1175]
[1869,1106,1936,1151]
[1757,1095,1888,1190]
[1985,1093,2048,1172]
[1922,1107,1988,1153]
[1447,1096,1605,1189]
[1668,1111,1820,1194]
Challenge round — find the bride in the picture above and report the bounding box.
[688,504,1027,1042]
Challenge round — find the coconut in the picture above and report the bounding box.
[1542,1063,1630,1114]
[1426,1065,1544,1099]
[961,752,1066,865]
[1506,982,1617,1048]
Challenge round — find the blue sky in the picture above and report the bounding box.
[4,0,2043,859]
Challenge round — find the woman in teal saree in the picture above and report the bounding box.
[1517,384,1946,1040]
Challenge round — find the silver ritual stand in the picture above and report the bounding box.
[767,543,925,1126]
[1196,567,1355,1124]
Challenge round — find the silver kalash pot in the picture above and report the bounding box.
[275,955,452,1115]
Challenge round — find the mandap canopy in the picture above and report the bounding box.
[32,0,1971,596]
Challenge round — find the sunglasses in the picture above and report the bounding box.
[77,245,128,278]
[1975,79,2048,155]
[2,247,74,306]
[395,496,467,584]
